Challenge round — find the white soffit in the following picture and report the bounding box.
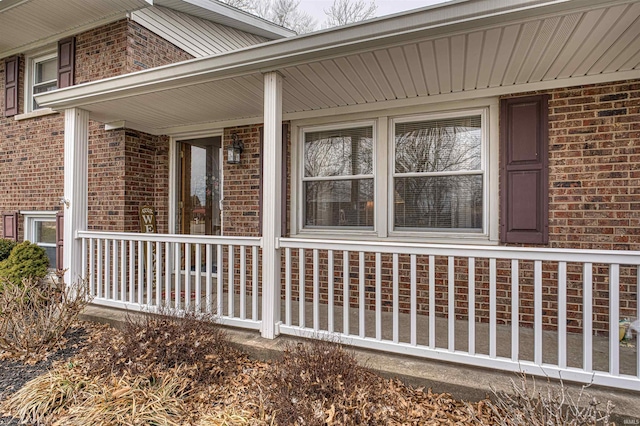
[0,0,151,57]
[36,0,640,134]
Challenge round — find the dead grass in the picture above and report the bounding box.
[0,311,615,425]
[0,274,91,362]
[466,374,613,426]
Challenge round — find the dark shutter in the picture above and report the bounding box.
[56,211,64,270]
[4,56,19,117]
[259,124,288,236]
[57,37,75,88]
[500,95,549,244]
[2,213,18,241]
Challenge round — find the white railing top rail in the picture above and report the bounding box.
[279,237,640,264]
[78,230,263,247]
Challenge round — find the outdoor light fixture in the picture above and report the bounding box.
[226,133,244,164]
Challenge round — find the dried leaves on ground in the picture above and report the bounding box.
[1,313,614,425]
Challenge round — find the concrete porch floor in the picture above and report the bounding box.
[80,303,640,423]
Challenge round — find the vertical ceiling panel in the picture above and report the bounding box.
[305,62,352,106]
[346,55,387,101]
[530,14,579,82]
[387,46,418,98]
[515,17,559,84]
[418,41,440,95]
[374,49,408,99]
[280,70,326,111]
[332,57,377,103]
[489,25,519,87]
[402,44,428,97]
[284,66,335,108]
[464,31,483,90]
[545,9,605,79]
[359,51,396,100]
[590,6,640,74]
[620,49,640,71]
[563,7,627,77]
[602,31,640,72]
[574,4,638,76]
[502,21,539,85]
[450,35,466,92]
[434,38,451,93]
[476,28,501,88]
[321,59,368,104]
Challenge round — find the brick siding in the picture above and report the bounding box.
[1,18,193,240]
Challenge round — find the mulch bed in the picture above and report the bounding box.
[0,327,89,426]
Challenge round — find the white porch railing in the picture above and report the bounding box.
[278,238,640,391]
[78,231,262,330]
[76,231,640,391]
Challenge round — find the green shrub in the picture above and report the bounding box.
[0,239,17,262]
[0,241,50,287]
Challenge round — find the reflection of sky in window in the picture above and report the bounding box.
[304,127,373,177]
[191,146,206,205]
[395,117,481,173]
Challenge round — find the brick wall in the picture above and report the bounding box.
[222,125,262,237]
[276,79,640,336]
[547,81,640,250]
[1,18,193,239]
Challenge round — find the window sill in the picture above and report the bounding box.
[290,231,500,246]
[14,108,59,121]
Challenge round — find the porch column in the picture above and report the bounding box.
[261,71,283,339]
[63,108,89,285]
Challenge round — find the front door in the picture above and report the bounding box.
[177,136,223,238]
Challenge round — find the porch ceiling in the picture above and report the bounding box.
[37,0,640,135]
[0,0,152,57]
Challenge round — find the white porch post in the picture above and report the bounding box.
[63,108,89,285]
[261,71,283,339]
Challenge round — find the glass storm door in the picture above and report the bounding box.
[178,137,223,237]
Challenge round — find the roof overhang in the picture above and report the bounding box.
[36,0,640,135]
[0,0,293,58]
[153,0,295,39]
[0,0,152,57]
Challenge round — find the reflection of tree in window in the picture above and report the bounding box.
[394,116,483,230]
[303,126,373,228]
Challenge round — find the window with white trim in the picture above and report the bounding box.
[297,107,491,239]
[393,113,483,232]
[302,124,374,229]
[26,51,57,112]
[23,212,57,268]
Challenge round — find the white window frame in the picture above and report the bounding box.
[389,108,488,239]
[25,49,57,113]
[291,98,500,244]
[297,120,378,237]
[21,211,57,268]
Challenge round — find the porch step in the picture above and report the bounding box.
[80,304,640,423]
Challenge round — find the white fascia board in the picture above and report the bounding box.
[154,0,294,39]
[35,0,635,111]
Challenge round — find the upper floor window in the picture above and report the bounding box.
[26,51,57,112]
